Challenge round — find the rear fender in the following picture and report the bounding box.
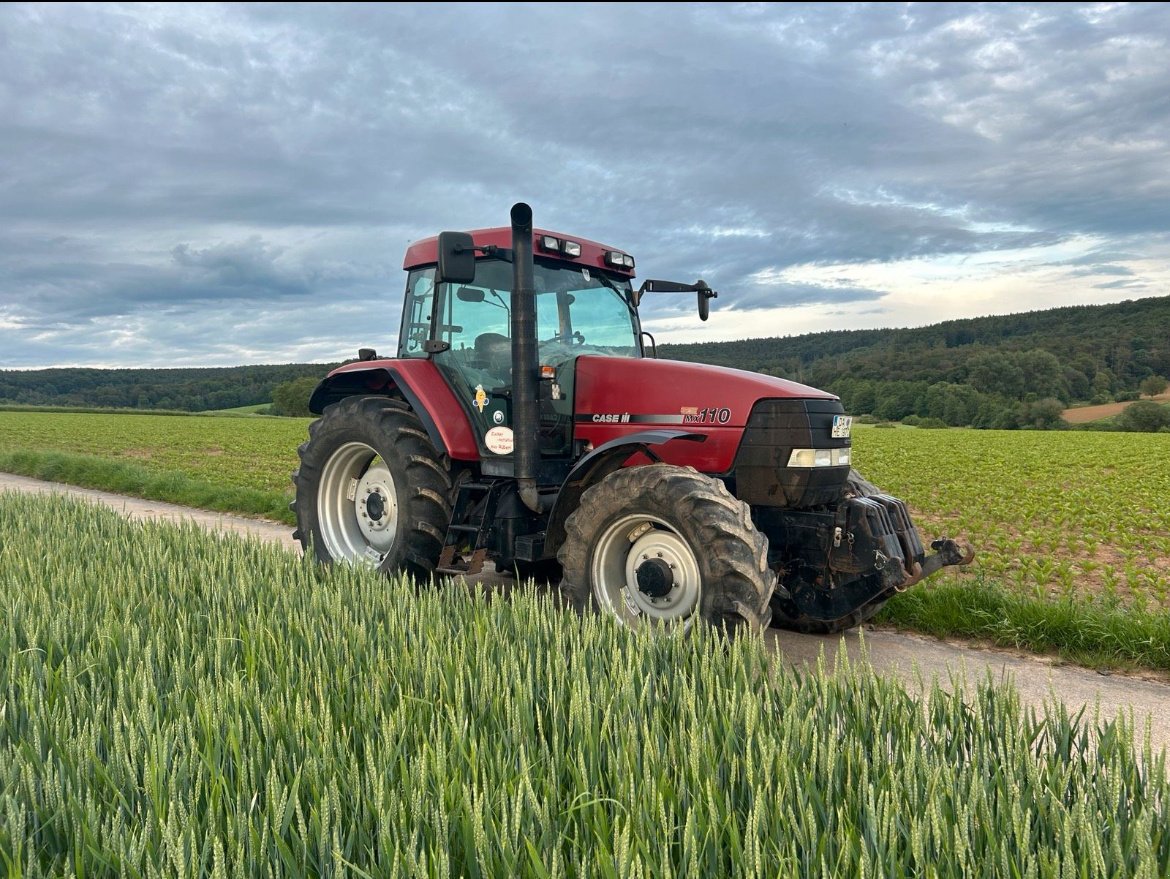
[544,430,706,556]
[308,362,479,460]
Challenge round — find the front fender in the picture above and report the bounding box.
[544,430,706,556]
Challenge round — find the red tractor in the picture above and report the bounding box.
[293,203,973,633]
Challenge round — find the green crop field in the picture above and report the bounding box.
[2,492,1167,878]
[0,410,308,496]
[859,429,1170,609]
[1,411,1167,603]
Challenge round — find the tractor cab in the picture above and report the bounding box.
[397,230,645,462]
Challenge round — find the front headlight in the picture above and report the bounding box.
[787,448,851,468]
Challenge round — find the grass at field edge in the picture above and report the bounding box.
[876,575,1170,674]
[0,449,295,525]
[1,450,1166,674]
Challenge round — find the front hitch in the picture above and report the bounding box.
[898,538,976,591]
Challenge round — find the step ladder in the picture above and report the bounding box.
[436,481,500,576]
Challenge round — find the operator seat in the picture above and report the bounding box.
[474,332,511,378]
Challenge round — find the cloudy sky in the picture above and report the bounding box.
[2,2,1168,368]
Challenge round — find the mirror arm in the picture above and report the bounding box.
[470,245,513,262]
[636,278,718,320]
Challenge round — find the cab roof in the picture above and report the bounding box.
[402,227,636,278]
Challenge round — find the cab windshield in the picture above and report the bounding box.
[400,258,640,374]
[397,258,638,453]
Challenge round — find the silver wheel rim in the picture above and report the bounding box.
[317,441,398,566]
[591,513,702,627]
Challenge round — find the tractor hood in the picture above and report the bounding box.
[573,355,836,429]
[572,355,841,475]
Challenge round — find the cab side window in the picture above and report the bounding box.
[398,269,435,358]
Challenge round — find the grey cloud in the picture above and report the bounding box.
[1094,278,1149,290]
[723,283,886,312]
[1,2,1169,366]
[170,237,307,296]
[638,280,884,323]
[1069,265,1134,278]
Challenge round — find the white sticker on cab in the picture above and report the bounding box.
[485,426,514,455]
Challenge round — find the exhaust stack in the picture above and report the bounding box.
[510,202,543,513]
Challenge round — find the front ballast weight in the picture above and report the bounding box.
[830,493,974,592]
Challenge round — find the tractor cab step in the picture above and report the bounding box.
[436,480,502,576]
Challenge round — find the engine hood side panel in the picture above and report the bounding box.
[572,356,838,474]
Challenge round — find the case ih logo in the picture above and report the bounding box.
[591,413,631,423]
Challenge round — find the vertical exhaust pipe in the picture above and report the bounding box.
[510,202,543,513]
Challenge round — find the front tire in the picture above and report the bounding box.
[292,395,452,579]
[558,464,775,634]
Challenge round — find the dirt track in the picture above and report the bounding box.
[3,471,1167,753]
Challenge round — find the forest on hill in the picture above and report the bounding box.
[1,296,1167,428]
[662,295,1170,428]
[0,363,334,412]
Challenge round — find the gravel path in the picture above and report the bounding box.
[4,471,1167,753]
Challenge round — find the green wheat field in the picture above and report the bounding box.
[1,492,1167,877]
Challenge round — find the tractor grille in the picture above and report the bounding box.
[732,399,850,508]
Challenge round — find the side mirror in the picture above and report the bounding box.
[696,280,717,321]
[437,231,476,284]
[456,286,485,302]
[634,278,718,319]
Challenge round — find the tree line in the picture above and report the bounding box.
[661,295,1170,429]
[0,364,334,412]
[2,295,1167,429]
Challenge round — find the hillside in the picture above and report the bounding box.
[0,363,335,412]
[1,295,1167,427]
[661,295,1170,426]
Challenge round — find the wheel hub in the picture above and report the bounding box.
[365,490,386,521]
[356,465,396,536]
[635,557,674,598]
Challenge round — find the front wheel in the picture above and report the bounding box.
[557,464,775,634]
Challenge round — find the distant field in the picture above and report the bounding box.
[1062,392,1170,424]
[0,410,309,496]
[2,409,1168,607]
[199,402,273,415]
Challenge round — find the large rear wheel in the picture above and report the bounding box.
[292,395,451,579]
[558,464,775,634]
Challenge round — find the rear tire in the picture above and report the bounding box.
[768,467,891,634]
[558,464,775,634]
[291,395,451,580]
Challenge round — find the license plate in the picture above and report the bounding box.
[832,415,853,438]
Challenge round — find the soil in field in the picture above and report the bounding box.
[1062,392,1170,424]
